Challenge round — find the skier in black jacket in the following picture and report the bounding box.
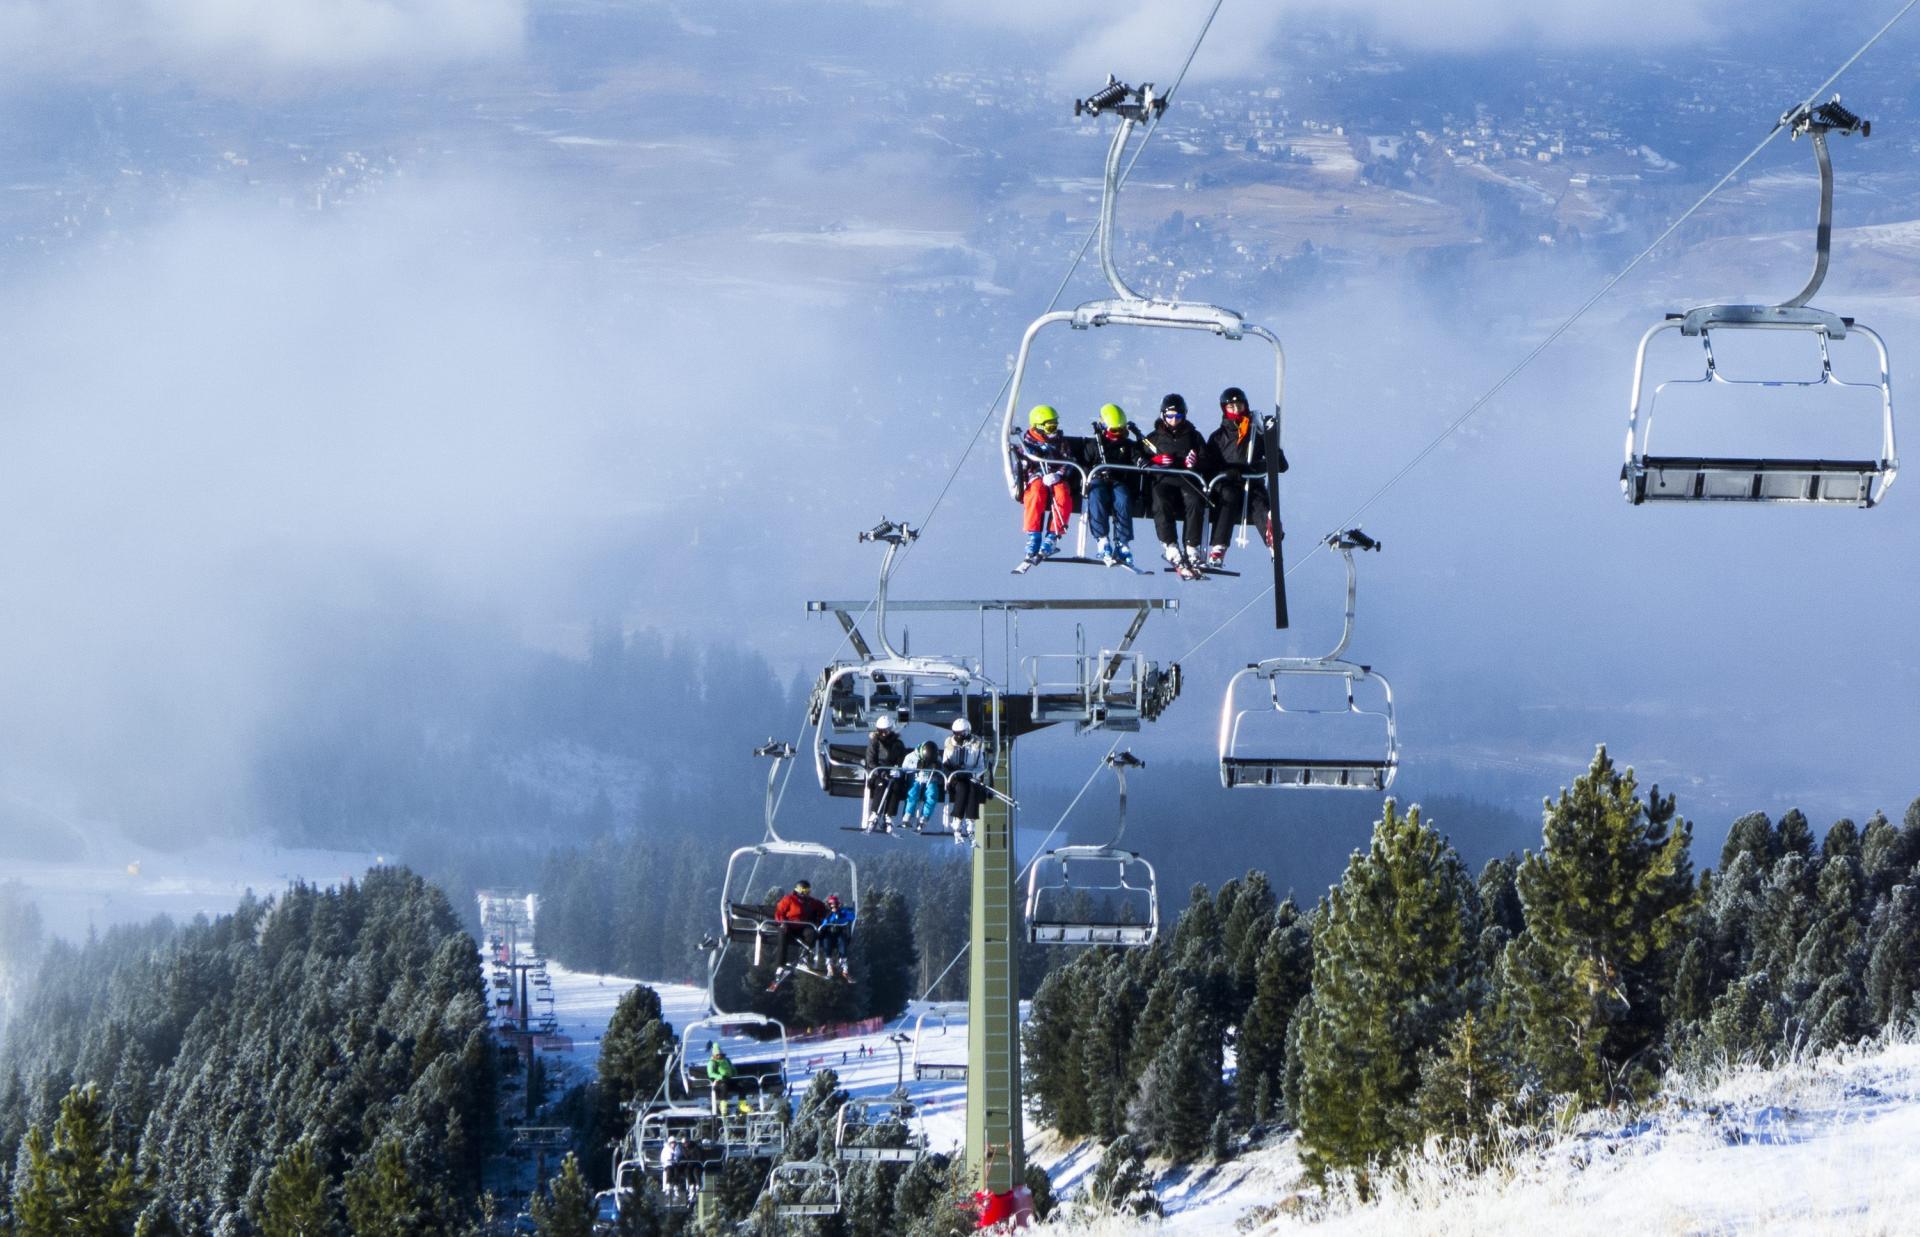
[1205,386,1284,568]
[863,713,909,830]
[1143,393,1212,575]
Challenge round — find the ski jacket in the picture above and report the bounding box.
[1015,428,1075,489]
[865,730,908,770]
[706,1055,736,1082]
[1143,421,1213,477]
[942,735,986,774]
[821,906,856,929]
[1076,428,1147,471]
[663,1139,684,1165]
[1207,415,1266,475]
[775,891,828,924]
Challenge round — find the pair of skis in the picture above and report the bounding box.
[1013,551,1152,576]
[766,964,853,992]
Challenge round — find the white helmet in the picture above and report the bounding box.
[873,714,895,731]
[951,718,972,735]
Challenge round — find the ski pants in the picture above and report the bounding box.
[1150,476,1208,550]
[776,921,818,968]
[904,776,943,820]
[1210,477,1272,549]
[868,767,907,819]
[1022,477,1073,536]
[946,771,986,821]
[817,925,849,962]
[1085,478,1133,547]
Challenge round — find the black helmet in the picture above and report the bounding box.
[1220,386,1248,409]
[1160,393,1187,417]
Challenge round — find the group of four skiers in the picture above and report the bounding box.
[1015,385,1281,580]
[861,712,987,840]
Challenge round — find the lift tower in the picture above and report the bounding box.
[808,523,1182,1196]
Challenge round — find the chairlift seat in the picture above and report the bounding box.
[914,1063,968,1082]
[1629,455,1881,505]
[1220,756,1394,790]
[1028,922,1157,946]
[776,1202,842,1217]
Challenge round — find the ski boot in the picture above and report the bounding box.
[1096,537,1117,567]
[1207,545,1228,569]
[1039,531,1060,559]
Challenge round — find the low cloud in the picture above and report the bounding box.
[0,0,525,86]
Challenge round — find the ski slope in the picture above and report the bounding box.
[532,961,985,1157]
[543,962,1920,1231]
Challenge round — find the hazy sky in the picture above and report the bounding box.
[0,0,1915,857]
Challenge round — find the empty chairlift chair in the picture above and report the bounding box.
[834,1098,929,1163]
[1623,98,1897,507]
[766,1160,842,1218]
[1220,530,1397,790]
[910,1007,968,1083]
[1025,752,1159,947]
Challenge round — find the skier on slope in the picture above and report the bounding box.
[1144,393,1213,577]
[1014,404,1076,564]
[1076,402,1147,568]
[863,713,909,831]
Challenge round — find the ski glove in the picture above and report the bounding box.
[1183,450,1198,468]
[1041,470,1062,486]
[1151,454,1173,467]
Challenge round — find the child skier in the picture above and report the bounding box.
[902,739,945,825]
[1015,404,1075,566]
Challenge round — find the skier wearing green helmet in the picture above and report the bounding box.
[1016,404,1075,564]
[1075,402,1147,568]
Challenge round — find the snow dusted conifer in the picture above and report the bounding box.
[1023,960,1097,1137]
[529,1153,594,1237]
[1720,811,1779,872]
[1502,747,1694,1103]
[1235,901,1311,1125]
[1864,883,1920,1029]
[1777,808,1815,859]
[1292,801,1478,1178]
[12,1083,147,1236]
[1412,1011,1513,1152]
[1127,990,1225,1160]
[1085,1135,1160,1217]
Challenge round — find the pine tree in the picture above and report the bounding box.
[1127,991,1224,1160]
[595,988,673,1176]
[1864,883,1920,1030]
[11,1083,146,1237]
[1023,959,1097,1137]
[1861,812,1907,899]
[1084,1136,1160,1217]
[530,1154,594,1237]
[1777,809,1815,859]
[1720,812,1779,871]
[1234,903,1311,1126]
[341,1137,433,1237]
[1503,747,1695,1104]
[1411,1012,1513,1151]
[1079,962,1148,1141]
[1291,801,1479,1176]
[258,1141,331,1237]
[1821,817,1861,863]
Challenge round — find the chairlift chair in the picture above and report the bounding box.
[833,1098,928,1163]
[678,1012,791,1110]
[910,1007,968,1082]
[1024,752,1159,946]
[720,841,859,976]
[1219,530,1397,790]
[1623,98,1897,506]
[807,522,1010,830]
[766,1160,843,1218]
[999,78,1290,627]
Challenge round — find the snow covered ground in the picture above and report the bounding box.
[533,963,1920,1233]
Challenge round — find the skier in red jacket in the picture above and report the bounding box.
[772,880,828,978]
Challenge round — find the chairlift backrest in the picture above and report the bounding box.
[767,1160,842,1217]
